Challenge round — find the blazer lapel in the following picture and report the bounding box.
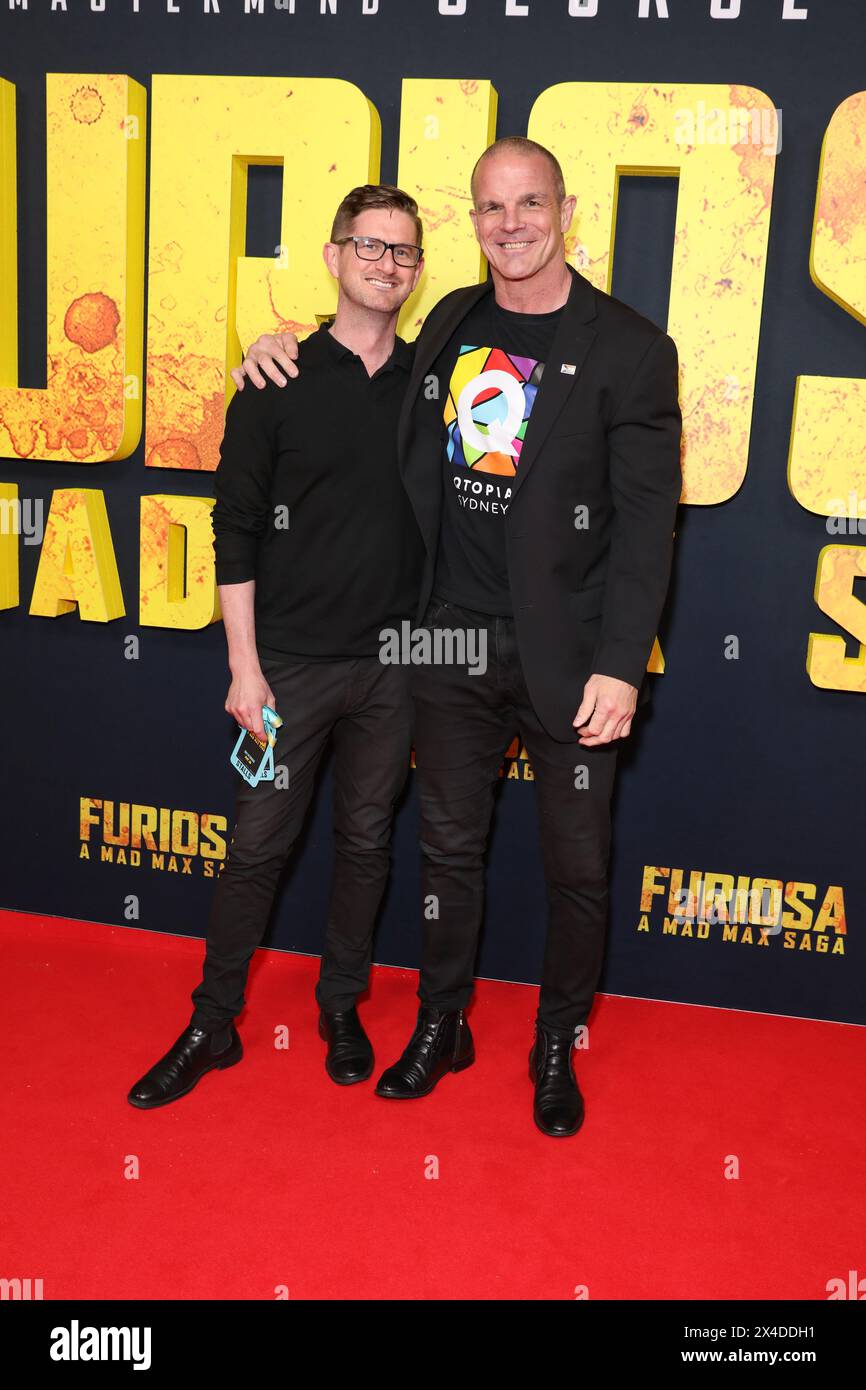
[510,266,598,504]
[397,279,494,564]
[397,278,493,464]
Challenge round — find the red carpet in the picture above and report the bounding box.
[1,907,863,1301]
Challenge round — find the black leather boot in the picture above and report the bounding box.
[127,1022,242,1109]
[529,1024,584,1137]
[375,1005,474,1099]
[318,1006,374,1085]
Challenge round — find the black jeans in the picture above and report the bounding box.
[189,654,412,1031]
[411,596,619,1036]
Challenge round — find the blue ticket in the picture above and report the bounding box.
[230,705,283,786]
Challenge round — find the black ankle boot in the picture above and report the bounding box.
[375,1006,474,1099]
[529,1024,584,1137]
[318,1006,374,1085]
[127,1022,242,1109]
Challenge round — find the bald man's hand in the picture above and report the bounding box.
[230,331,301,391]
[573,673,637,746]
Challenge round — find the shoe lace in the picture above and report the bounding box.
[536,1031,574,1093]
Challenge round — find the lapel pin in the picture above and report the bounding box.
[560,362,576,375]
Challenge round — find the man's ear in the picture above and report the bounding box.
[469,208,480,243]
[322,242,339,280]
[560,194,577,235]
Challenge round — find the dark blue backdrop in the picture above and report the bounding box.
[1,0,863,1025]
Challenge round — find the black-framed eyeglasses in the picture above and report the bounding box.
[334,235,423,268]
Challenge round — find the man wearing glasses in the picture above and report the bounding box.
[128,185,425,1109]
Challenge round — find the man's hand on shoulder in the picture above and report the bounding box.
[573,673,637,746]
[230,331,301,391]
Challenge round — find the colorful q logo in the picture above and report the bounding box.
[456,369,526,458]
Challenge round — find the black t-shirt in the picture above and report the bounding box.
[211,323,423,660]
[430,294,563,615]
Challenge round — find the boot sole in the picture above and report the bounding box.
[325,1059,375,1086]
[532,1112,584,1138]
[375,1050,475,1100]
[127,1045,243,1110]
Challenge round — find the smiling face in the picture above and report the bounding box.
[323,207,423,316]
[469,149,576,288]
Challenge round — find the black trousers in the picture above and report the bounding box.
[411,596,619,1036]
[189,654,412,1031]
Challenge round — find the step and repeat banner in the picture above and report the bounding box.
[1,1,863,1025]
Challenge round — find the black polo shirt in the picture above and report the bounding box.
[212,322,423,659]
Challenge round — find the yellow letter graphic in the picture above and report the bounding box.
[140,494,221,629]
[0,75,146,463]
[30,488,124,620]
[808,545,866,692]
[0,482,19,610]
[395,79,498,338]
[788,93,866,692]
[145,76,381,472]
[529,82,778,505]
[789,92,866,520]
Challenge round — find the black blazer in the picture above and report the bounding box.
[396,264,683,742]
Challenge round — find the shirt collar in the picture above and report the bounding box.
[312,319,412,375]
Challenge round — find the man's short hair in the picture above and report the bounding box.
[330,184,423,248]
[470,137,566,205]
